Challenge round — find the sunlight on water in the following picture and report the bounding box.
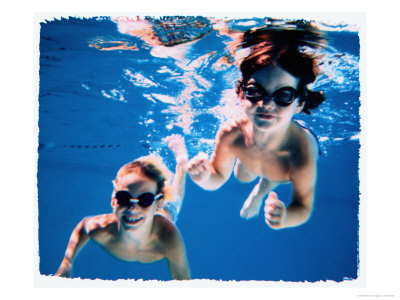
[314,51,360,92]
[50,16,360,157]
[106,16,360,156]
[89,36,139,51]
[312,20,360,32]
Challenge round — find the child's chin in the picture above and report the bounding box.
[254,120,276,129]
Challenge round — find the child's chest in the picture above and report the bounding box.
[93,235,166,263]
[234,145,293,182]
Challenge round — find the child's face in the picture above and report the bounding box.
[240,64,304,131]
[112,171,161,231]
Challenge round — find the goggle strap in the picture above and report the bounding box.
[154,194,163,201]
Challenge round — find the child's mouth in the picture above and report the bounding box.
[123,215,144,225]
[256,113,275,120]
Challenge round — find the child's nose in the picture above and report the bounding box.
[127,201,140,210]
[261,96,276,108]
[127,205,140,211]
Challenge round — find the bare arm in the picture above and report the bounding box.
[264,146,317,229]
[55,218,90,277]
[187,124,237,190]
[283,131,319,228]
[164,134,188,201]
[284,157,317,228]
[161,224,191,280]
[172,160,187,200]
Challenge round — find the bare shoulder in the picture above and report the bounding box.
[301,127,319,159]
[288,121,319,174]
[81,213,117,236]
[153,215,181,245]
[288,122,319,202]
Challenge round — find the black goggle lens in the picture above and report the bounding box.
[115,191,159,208]
[243,85,297,106]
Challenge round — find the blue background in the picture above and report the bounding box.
[37,17,360,282]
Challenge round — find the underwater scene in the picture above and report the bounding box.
[37,16,360,282]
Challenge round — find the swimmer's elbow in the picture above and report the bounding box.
[298,201,314,222]
[174,270,191,280]
[55,264,71,278]
[200,172,229,190]
[169,257,191,280]
[283,201,314,229]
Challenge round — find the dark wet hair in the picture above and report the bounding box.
[236,21,326,114]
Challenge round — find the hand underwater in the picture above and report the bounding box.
[186,152,212,183]
[264,191,286,229]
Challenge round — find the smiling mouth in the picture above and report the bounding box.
[256,113,275,120]
[122,215,144,225]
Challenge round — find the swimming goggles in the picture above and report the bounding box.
[242,84,298,107]
[114,190,163,208]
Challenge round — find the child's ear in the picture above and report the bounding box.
[111,192,117,208]
[111,181,117,208]
[295,101,305,114]
[239,92,248,106]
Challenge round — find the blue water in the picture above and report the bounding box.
[38,17,360,282]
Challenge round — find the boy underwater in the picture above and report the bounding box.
[187,23,326,230]
[55,134,190,280]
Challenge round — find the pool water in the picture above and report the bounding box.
[37,16,360,282]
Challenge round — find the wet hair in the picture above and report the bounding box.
[113,153,174,198]
[236,21,326,114]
